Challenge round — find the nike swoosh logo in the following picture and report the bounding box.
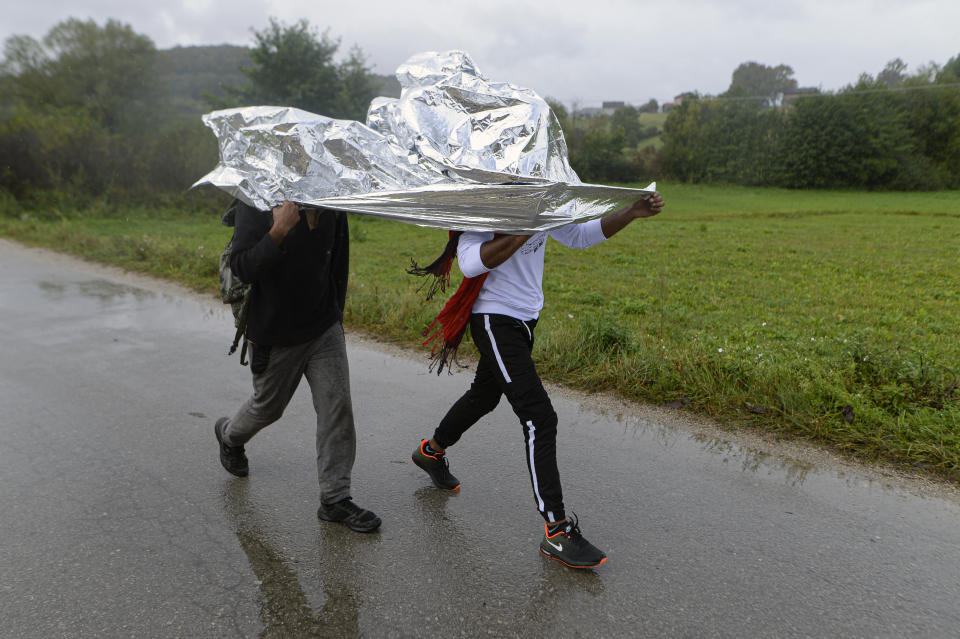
[545,539,563,552]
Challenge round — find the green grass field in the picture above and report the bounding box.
[2,184,958,478]
[636,112,667,150]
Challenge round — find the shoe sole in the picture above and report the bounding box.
[539,547,607,569]
[214,419,248,477]
[411,455,461,491]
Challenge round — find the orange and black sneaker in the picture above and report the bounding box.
[412,439,461,491]
[539,515,607,568]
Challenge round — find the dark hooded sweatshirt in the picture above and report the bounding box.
[229,200,348,347]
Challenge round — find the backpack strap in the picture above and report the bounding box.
[229,324,250,367]
[228,290,251,366]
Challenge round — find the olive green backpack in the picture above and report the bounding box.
[219,200,251,365]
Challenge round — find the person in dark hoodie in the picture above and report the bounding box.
[214,199,380,533]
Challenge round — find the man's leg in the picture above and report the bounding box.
[217,341,308,476]
[303,323,356,504]
[305,323,379,532]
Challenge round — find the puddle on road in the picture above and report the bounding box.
[38,279,157,305]
[28,277,226,334]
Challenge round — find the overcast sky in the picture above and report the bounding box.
[3,0,958,108]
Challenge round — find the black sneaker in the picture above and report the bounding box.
[317,498,382,533]
[539,515,607,568]
[215,417,248,477]
[412,439,461,491]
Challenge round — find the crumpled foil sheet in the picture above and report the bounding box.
[194,50,653,232]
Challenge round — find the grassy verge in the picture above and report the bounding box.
[2,185,958,479]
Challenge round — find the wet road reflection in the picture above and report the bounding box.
[218,478,612,638]
[692,434,815,486]
[223,481,362,639]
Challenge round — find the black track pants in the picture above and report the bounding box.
[433,313,564,523]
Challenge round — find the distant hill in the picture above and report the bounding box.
[156,44,250,119]
[156,44,401,121]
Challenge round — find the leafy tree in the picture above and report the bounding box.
[936,52,960,83]
[723,84,750,99]
[236,18,338,109]
[876,58,907,87]
[568,126,641,182]
[776,91,920,188]
[546,97,589,172]
[727,61,798,98]
[1,18,156,127]
[661,49,960,191]
[850,58,929,90]
[610,105,644,146]
[226,18,379,121]
[662,98,781,184]
[892,84,960,188]
[904,62,939,86]
[0,18,164,194]
[637,99,659,114]
[336,45,380,121]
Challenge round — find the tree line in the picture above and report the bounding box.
[1,17,958,209]
[0,18,390,206]
[660,59,960,190]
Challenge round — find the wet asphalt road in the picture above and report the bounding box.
[2,238,960,639]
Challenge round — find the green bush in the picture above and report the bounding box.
[661,86,960,190]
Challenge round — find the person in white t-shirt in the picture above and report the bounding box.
[411,191,664,568]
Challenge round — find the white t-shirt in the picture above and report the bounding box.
[457,219,607,321]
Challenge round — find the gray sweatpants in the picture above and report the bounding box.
[222,322,356,505]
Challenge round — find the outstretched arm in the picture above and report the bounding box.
[600,191,664,239]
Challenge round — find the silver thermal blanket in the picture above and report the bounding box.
[194,50,653,232]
